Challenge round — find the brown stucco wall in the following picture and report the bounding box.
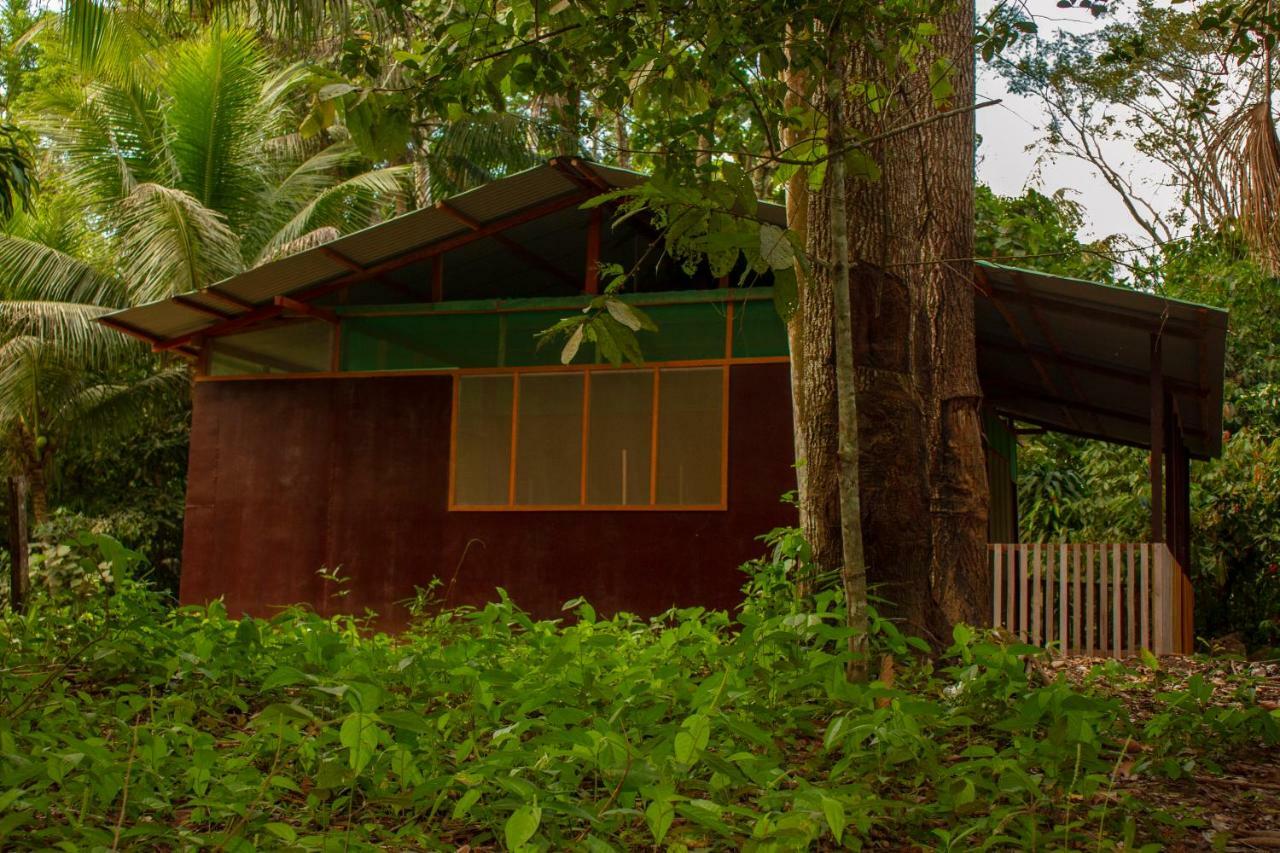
[180,363,797,626]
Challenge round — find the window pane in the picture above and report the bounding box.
[587,371,653,506]
[656,368,724,505]
[454,375,513,505]
[209,319,332,375]
[515,373,583,505]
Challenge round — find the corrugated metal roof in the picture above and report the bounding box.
[104,159,768,347]
[975,260,1228,459]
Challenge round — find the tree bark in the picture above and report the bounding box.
[917,3,990,630]
[28,463,47,526]
[8,475,28,612]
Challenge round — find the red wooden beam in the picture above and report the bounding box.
[155,304,283,351]
[320,246,364,272]
[202,289,259,311]
[275,295,338,325]
[436,200,579,289]
[173,294,235,320]
[98,315,166,347]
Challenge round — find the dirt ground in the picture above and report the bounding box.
[1059,655,1280,851]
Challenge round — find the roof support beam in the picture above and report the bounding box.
[173,295,236,320]
[202,289,258,311]
[320,246,363,272]
[981,338,1207,398]
[153,190,598,352]
[1011,271,1107,436]
[983,289,1084,432]
[275,296,338,325]
[436,200,579,290]
[984,379,1208,439]
[983,282,1210,339]
[155,305,284,351]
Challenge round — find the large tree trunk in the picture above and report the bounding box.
[920,4,990,629]
[793,2,988,644]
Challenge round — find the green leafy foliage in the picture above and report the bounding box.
[1,534,1276,848]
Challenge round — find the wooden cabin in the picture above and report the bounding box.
[101,161,1228,655]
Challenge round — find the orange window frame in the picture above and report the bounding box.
[447,361,732,512]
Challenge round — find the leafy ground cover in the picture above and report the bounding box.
[1,534,1279,850]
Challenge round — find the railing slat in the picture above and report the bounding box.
[1032,544,1043,646]
[1099,545,1108,655]
[1112,543,1123,658]
[1059,543,1069,654]
[1086,544,1095,656]
[1006,544,1016,637]
[1019,544,1029,643]
[1140,543,1150,653]
[1045,545,1054,649]
[1126,544,1136,655]
[1073,545,1083,653]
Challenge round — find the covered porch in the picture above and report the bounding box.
[975,261,1228,656]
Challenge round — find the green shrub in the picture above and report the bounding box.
[0,531,1275,849]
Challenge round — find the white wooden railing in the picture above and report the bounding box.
[989,543,1193,657]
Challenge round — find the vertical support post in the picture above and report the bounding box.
[431,255,444,303]
[8,475,28,612]
[584,207,602,294]
[993,544,1003,630]
[1149,333,1164,545]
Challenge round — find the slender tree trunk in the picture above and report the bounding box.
[826,56,870,679]
[8,474,28,612]
[28,462,47,526]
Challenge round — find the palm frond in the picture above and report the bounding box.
[0,301,143,369]
[0,234,126,306]
[253,164,411,265]
[164,28,274,222]
[258,226,340,264]
[117,183,243,301]
[1206,100,1280,272]
[50,364,190,452]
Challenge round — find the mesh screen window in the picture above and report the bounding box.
[452,367,726,509]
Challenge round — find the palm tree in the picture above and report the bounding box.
[0,24,412,521]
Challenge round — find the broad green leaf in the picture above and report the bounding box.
[264,823,297,843]
[505,803,541,849]
[772,266,799,321]
[759,223,795,270]
[604,298,643,331]
[339,712,380,774]
[822,796,845,843]
[561,324,585,364]
[645,799,674,844]
[452,787,482,820]
[261,665,308,691]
